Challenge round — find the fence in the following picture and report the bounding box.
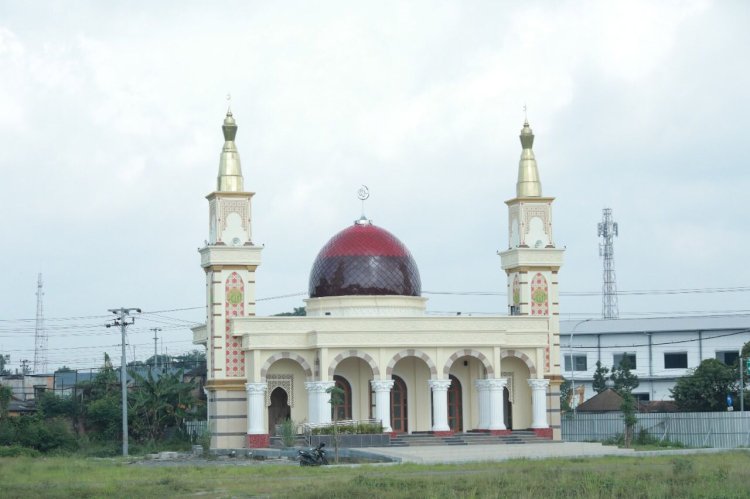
[184,420,208,438]
[562,411,750,448]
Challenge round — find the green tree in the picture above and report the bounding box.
[0,354,10,375]
[0,385,11,419]
[77,353,121,439]
[560,378,572,413]
[273,307,306,317]
[326,385,345,464]
[128,368,198,442]
[620,392,638,448]
[592,361,610,394]
[670,359,738,412]
[610,357,639,395]
[610,358,639,448]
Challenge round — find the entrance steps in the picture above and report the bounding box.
[389,430,556,447]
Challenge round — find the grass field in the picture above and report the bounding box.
[2,451,750,498]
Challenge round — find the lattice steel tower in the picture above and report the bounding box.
[598,208,619,319]
[33,273,48,373]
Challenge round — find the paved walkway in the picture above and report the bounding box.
[354,442,635,464]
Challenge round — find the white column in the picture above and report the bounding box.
[304,381,319,424]
[487,378,508,431]
[474,379,490,430]
[528,378,550,429]
[428,379,452,432]
[315,381,335,425]
[371,379,395,432]
[245,382,267,434]
[305,381,335,425]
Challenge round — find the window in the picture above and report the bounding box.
[564,354,587,372]
[613,353,636,369]
[664,352,688,369]
[633,393,650,403]
[716,351,739,366]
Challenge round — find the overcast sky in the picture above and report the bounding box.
[2,0,749,371]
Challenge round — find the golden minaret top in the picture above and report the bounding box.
[515,119,542,197]
[217,108,244,192]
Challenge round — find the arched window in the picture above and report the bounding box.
[332,375,352,421]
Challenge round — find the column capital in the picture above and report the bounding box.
[486,378,508,390]
[474,379,491,390]
[428,379,452,391]
[528,378,550,390]
[305,381,335,393]
[245,382,267,394]
[371,379,395,392]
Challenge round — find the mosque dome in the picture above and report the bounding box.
[308,219,421,298]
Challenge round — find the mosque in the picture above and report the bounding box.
[192,110,565,449]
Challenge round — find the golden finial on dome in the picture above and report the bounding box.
[516,108,541,197]
[217,95,244,192]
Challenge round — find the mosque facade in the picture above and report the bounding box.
[193,111,565,449]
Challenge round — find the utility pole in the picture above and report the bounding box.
[598,208,620,319]
[107,307,141,457]
[151,328,162,370]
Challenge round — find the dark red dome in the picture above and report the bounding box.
[309,221,421,298]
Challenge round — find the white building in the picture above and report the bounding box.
[193,110,565,449]
[560,316,750,403]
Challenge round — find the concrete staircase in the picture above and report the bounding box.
[389,430,556,447]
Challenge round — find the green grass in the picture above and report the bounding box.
[1,452,750,498]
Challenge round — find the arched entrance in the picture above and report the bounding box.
[503,386,513,430]
[448,375,462,432]
[332,375,352,420]
[391,375,408,433]
[268,387,291,434]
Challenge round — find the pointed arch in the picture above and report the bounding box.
[259,352,313,381]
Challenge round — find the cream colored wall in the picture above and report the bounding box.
[392,357,432,433]
[210,388,247,449]
[266,359,309,428]
[448,356,483,431]
[502,356,532,429]
[333,357,375,420]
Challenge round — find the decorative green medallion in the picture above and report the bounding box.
[227,288,244,305]
[513,289,520,304]
[532,288,548,305]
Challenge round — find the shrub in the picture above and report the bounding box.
[279,419,296,447]
[0,445,41,457]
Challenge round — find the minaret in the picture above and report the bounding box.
[500,120,565,439]
[499,118,565,366]
[199,109,263,450]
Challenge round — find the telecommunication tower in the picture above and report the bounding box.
[598,208,619,319]
[33,273,48,373]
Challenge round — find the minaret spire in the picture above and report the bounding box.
[217,108,244,192]
[516,119,542,197]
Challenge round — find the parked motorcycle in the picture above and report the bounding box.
[298,442,329,466]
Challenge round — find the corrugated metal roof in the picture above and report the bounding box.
[561,315,750,335]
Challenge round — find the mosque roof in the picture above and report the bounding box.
[308,219,421,298]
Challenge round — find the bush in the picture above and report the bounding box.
[279,419,296,447]
[311,421,383,435]
[0,416,78,453]
[0,445,41,457]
